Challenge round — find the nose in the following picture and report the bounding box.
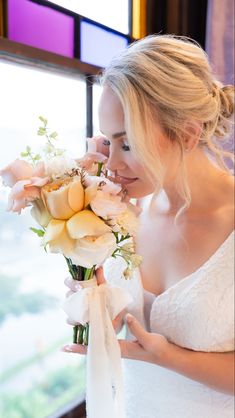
[106,149,127,172]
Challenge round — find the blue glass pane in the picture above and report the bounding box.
[80,21,128,67]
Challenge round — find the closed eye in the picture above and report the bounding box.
[102,139,111,146]
[102,138,130,151]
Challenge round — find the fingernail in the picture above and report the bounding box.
[61,344,74,352]
[74,283,82,291]
[125,313,134,324]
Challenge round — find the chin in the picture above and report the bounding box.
[124,182,154,199]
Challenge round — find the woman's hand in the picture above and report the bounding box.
[92,135,110,157]
[62,305,170,366]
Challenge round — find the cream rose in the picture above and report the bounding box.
[42,176,84,220]
[69,233,117,268]
[108,209,139,236]
[31,199,52,228]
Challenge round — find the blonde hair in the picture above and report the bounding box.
[101,34,234,214]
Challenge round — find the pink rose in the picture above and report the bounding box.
[84,175,122,195]
[0,159,45,187]
[76,136,108,175]
[90,190,127,219]
[0,159,49,213]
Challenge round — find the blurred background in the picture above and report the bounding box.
[0,1,234,417]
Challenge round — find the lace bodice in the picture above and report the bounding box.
[104,231,235,418]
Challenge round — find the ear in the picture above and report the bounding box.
[183,121,202,152]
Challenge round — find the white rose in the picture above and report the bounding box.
[108,209,139,236]
[45,156,78,179]
[69,232,117,268]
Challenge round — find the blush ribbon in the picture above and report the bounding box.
[63,277,132,418]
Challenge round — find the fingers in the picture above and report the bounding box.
[61,344,87,355]
[125,313,148,347]
[94,135,110,157]
[112,308,126,333]
[95,266,106,285]
[66,290,75,298]
[64,276,81,291]
[66,318,80,326]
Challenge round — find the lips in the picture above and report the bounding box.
[114,175,138,185]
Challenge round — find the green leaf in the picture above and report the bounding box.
[26,145,31,152]
[39,116,48,125]
[30,227,45,237]
[50,131,58,139]
[20,151,28,157]
[37,127,46,136]
[34,154,41,161]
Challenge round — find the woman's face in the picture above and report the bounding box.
[98,86,175,199]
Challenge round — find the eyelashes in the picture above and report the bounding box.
[102,139,130,151]
[122,144,130,151]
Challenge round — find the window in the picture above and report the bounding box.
[0,61,87,418]
[93,82,103,135]
[46,0,130,34]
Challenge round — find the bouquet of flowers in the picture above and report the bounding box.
[0,117,141,418]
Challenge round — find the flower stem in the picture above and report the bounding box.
[64,258,95,345]
[84,324,89,345]
[97,162,103,176]
[73,325,78,344]
[78,325,85,344]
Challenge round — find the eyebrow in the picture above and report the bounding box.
[100,131,126,139]
[112,131,126,139]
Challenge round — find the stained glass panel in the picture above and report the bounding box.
[80,20,128,68]
[8,0,74,58]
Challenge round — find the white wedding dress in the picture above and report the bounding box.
[104,231,234,418]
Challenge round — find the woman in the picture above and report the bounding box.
[63,35,234,417]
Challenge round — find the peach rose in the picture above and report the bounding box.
[43,210,116,267]
[41,176,84,220]
[66,209,111,238]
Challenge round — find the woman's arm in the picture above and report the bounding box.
[162,342,234,395]
[119,314,235,395]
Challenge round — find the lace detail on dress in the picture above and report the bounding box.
[150,231,234,352]
[104,231,235,418]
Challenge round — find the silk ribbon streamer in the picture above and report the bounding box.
[62,277,133,418]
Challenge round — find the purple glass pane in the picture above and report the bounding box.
[80,21,128,67]
[8,0,74,58]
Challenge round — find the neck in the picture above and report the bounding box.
[161,148,231,215]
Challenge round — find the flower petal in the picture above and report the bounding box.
[48,226,76,257]
[84,184,97,207]
[0,159,34,187]
[43,219,66,243]
[69,233,117,268]
[67,179,84,212]
[67,209,111,239]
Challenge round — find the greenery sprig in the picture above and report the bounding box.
[20,116,65,164]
